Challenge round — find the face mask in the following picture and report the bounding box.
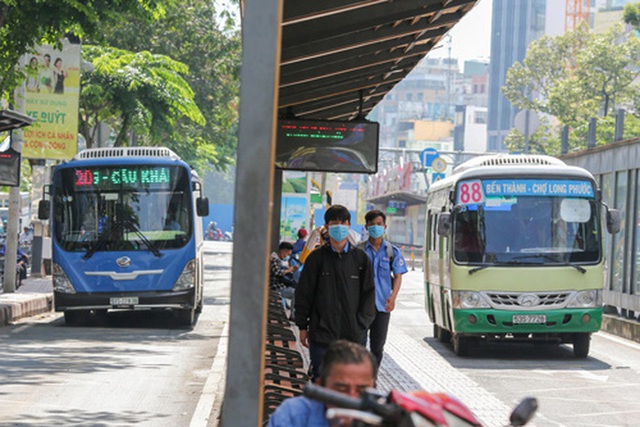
[368,225,385,239]
[283,255,290,262]
[328,224,350,242]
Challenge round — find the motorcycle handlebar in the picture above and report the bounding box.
[303,383,365,410]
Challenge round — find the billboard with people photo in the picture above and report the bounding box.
[20,39,81,160]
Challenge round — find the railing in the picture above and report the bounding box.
[390,242,423,271]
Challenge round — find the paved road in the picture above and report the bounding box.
[382,269,640,427]
[0,241,231,427]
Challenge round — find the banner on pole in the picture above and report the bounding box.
[20,40,81,160]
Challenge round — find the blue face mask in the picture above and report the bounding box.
[368,225,385,239]
[328,224,350,242]
[283,255,290,262]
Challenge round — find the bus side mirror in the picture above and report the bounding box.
[38,200,50,220]
[437,212,451,237]
[196,197,209,217]
[606,208,621,234]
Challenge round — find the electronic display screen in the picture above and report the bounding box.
[275,119,379,174]
[73,166,173,189]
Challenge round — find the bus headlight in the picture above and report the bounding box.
[53,263,76,294]
[452,291,490,309]
[173,259,196,291]
[567,290,601,308]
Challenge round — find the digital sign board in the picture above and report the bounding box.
[275,119,379,174]
[73,166,172,188]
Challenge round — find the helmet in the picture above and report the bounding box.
[297,228,308,239]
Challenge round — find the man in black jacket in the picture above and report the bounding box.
[294,204,375,380]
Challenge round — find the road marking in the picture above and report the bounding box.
[190,317,229,427]
[11,324,31,334]
[576,371,609,382]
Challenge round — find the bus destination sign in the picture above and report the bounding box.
[74,167,171,187]
[458,179,594,205]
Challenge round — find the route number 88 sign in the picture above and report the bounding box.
[457,180,485,205]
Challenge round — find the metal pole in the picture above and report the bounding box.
[4,86,26,293]
[588,117,596,148]
[222,0,283,425]
[614,109,624,142]
[561,125,569,154]
[524,110,530,153]
[272,170,283,249]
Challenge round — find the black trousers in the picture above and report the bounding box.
[368,310,391,366]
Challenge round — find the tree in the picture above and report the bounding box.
[624,2,640,30]
[0,0,171,99]
[502,22,640,153]
[574,25,640,118]
[79,45,205,149]
[94,0,241,171]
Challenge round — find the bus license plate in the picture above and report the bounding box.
[110,297,139,306]
[512,314,546,324]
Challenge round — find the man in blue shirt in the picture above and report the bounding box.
[268,340,377,427]
[360,209,408,366]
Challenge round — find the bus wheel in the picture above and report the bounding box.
[453,334,471,357]
[573,333,590,358]
[177,308,195,327]
[64,310,88,326]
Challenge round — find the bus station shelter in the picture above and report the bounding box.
[224,1,479,425]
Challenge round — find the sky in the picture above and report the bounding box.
[428,0,493,62]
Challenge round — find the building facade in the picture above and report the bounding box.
[487,0,546,151]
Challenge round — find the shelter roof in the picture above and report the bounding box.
[278,0,479,121]
[0,110,33,132]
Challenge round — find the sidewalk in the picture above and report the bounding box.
[0,277,53,326]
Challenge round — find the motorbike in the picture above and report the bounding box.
[304,383,537,427]
[206,228,224,241]
[0,255,25,290]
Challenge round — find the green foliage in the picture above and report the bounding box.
[573,25,640,118]
[624,2,640,30]
[79,45,204,150]
[503,22,640,153]
[0,0,171,99]
[504,116,560,155]
[94,0,241,172]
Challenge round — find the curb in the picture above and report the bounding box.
[602,313,640,343]
[0,293,53,326]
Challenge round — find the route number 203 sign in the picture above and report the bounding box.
[457,180,485,205]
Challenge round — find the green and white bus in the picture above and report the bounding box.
[424,155,620,357]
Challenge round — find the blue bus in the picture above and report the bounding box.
[38,147,209,326]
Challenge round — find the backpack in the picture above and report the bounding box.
[357,240,394,264]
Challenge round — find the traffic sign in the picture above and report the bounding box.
[431,157,447,173]
[420,148,439,167]
[385,207,397,214]
[432,173,445,182]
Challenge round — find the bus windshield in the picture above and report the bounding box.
[453,179,600,265]
[53,165,192,252]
